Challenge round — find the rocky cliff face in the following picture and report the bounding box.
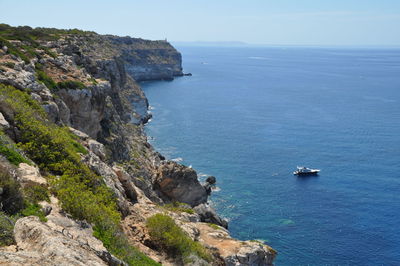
[105,36,183,81]
[0,24,275,265]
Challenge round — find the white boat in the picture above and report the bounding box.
[293,166,320,176]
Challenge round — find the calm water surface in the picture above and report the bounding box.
[142,46,400,265]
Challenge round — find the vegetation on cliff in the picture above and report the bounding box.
[0,84,158,265]
[0,162,48,246]
[35,63,87,91]
[0,23,91,41]
[146,213,212,263]
[0,23,92,63]
[161,201,195,214]
[0,132,30,166]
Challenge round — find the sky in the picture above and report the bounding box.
[1,0,400,46]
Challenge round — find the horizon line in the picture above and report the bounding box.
[170,41,400,48]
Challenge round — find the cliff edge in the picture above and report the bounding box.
[0,24,276,265]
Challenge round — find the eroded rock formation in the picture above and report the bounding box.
[154,161,208,207]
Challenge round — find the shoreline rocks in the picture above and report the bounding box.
[194,203,228,229]
[154,161,208,207]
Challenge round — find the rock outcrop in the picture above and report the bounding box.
[0,215,122,266]
[194,203,229,229]
[195,224,276,266]
[16,163,47,186]
[0,162,123,266]
[105,36,183,82]
[154,161,208,207]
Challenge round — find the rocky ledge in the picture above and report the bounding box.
[0,24,276,265]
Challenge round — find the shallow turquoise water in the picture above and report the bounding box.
[143,46,400,265]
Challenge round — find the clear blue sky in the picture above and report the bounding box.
[1,0,400,45]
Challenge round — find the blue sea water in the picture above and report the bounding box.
[142,46,400,265]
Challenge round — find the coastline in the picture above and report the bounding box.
[139,45,400,265]
[0,25,276,265]
[139,78,277,264]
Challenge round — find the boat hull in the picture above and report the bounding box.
[293,171,320,176]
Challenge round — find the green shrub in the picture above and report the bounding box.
[21,203,47,222]
[36,70,87,91]
[23,184,50,204]
[0,24,93,39]
[0,164,47,223]
[3,62,15,69]
[89,78,98,85]
[0,131,30,166]
[34,62,44,71]
[0,171,24,215]
[0,212,17,246]
[207,223,222,230]
[0,169,47,245]
[162,201,195,214]
[0,24,88,61]
[57,80,86,90]
[0,143,30,166]
[146,214,212,262]
[42,46,57,58]
[36,70,57,90]
[93,225,160,266]
[0,37,30,64]
[20,44,40,58]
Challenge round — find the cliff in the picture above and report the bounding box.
[0,24,276,265]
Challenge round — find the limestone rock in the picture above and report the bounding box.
[225,241,277,266]
[30,93,42,102]
[194,203,228,228]
[0,216,123,266]
[37,87,53,101]
[56,88,103,138]
[0,67,45,92]
[184,254,209,266]
[113,166,139,203]
[0,216,107,265]
[41,205,52,216]
[195,223,276,266]
[0,250,44,265]
[55,98,71,126]
[88,139,106,160]
[69,127,90,140]
[0,195,126,266]
[104,35,183,82]
[0,112,9,129]
[17,163,47,186]
[154,161,208,207]
[43,101,60,123]
[82,151,131,216]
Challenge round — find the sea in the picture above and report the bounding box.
[142,46,400,265]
